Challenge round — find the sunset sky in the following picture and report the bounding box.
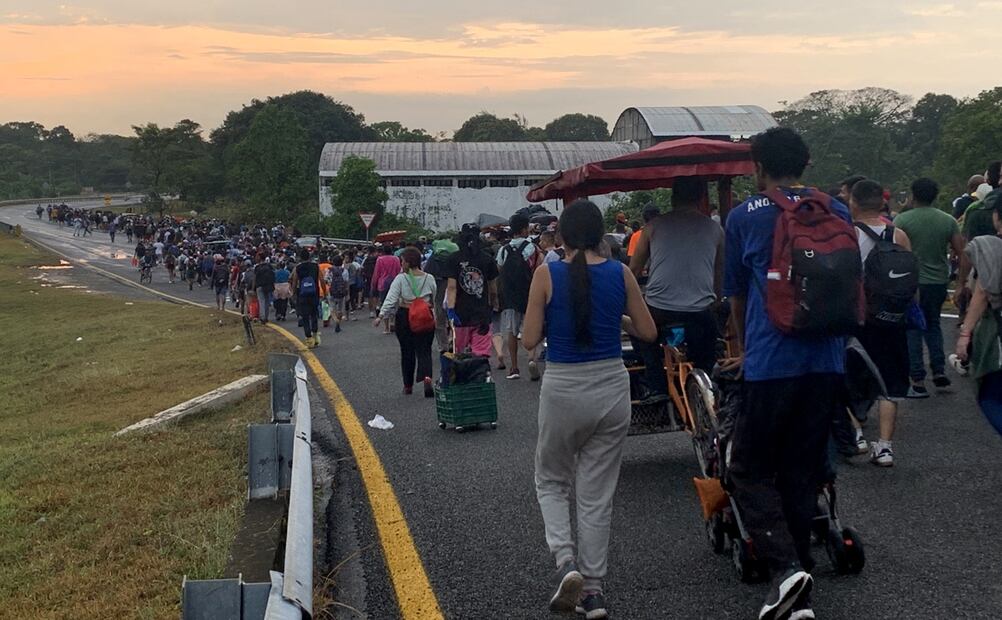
[0,1,997,137]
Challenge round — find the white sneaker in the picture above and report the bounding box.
[528,360,541,382]
[870,442,893,467]
[854,430,869,455]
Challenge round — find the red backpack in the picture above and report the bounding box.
[763,189,864,336]
[406,274,436,334]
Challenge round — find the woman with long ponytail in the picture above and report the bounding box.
[522,200,656,619]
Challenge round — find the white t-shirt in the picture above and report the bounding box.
[855,224,887,264]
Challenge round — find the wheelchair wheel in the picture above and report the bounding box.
[685,370,717,478]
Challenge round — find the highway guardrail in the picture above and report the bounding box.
[182,354,313,619]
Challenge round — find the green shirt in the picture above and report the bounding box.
[962,189,1000,241]
[893,206,959,285]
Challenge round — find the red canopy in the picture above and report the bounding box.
[525,137,754,204]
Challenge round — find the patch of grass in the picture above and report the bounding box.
[0,235,291,618]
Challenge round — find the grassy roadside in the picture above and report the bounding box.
[0,235,290,618]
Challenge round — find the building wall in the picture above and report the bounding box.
[319,177,617,231]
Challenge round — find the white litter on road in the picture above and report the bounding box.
[75,336,83,342]
[231,345,243,352]
[367,415,394,430]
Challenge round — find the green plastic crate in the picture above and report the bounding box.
[435,381,498,431]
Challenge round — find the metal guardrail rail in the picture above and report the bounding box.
[182,354,313,619]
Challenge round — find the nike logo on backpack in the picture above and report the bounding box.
[888,271,911,279]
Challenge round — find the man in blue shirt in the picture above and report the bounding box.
[724,127,847,620]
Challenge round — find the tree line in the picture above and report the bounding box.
[2,86,1001,226]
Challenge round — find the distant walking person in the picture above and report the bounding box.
[291,248,322,348]
[372,245,402,333]
[273,262,292,321]
[211,255,229,311]
[253,254,276,324]
[522,200,656,620]
[496,213,543,380]
[893,178,966,397]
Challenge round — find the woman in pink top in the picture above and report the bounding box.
[372,245,402,333]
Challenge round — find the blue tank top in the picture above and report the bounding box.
[545,259,625,363]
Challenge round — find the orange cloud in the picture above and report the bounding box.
[0,22,945,101]
[0,20,984,134]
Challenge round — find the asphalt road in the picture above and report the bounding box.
[5,205,1001,619]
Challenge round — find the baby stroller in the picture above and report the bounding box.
[694,340,875,582]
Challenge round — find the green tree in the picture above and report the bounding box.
[0,122,143,199]
[775,88,912,190]
[935,87,1002,192]
[453,112,528,141]
[325,155,389,237]
[604,189,672,228]
[211,90,374,162]
[78,134,135,189]
[544,113,610,141]
[228,105,314,222]
[370,121,434,142]
[899,93,958,177]
[131,120,211,215]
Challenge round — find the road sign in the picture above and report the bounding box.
[359,213,376,229]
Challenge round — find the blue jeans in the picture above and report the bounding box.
[906,283,948,381]
[256,288,273,322]
[978,371,1002,436]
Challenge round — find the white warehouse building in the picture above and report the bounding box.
[318,141,637,231]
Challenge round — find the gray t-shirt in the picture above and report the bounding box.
[644,210,723,312]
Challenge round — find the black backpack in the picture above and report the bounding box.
[856,223,919,326]
[500,240,533,312]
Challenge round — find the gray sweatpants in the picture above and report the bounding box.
[535,357,631,592]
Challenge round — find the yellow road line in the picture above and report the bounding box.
[300,350,444,619]
[20,232,444,619]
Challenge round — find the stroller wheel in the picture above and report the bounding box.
[826,526,865,574]
[706,513,726,555]
[841,527,865,574]
[731,538,766,583]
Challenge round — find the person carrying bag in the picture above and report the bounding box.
[376,247,438,396]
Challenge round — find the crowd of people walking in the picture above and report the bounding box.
[37,123,1002,620]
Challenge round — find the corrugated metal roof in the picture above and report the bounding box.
[319,141,638,175]
[625,106,777,138]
